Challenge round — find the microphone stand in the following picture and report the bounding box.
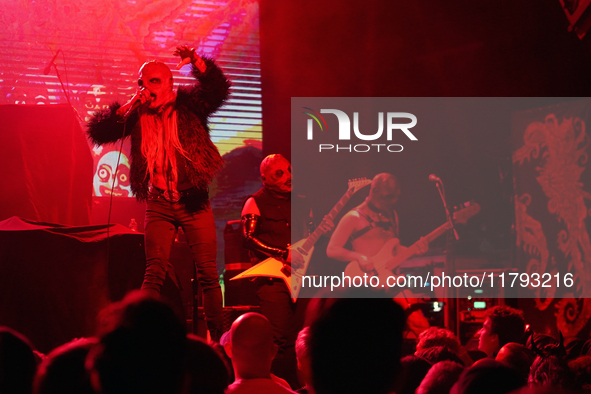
[433,177,459,335]
[50,62,72,107]
[47,52,82,123]
[435,179,459,241]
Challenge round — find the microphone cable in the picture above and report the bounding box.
[104,117,131,285]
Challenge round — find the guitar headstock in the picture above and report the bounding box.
[453,201,480,224]
[347,177,372,193]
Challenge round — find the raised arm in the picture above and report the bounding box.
[174,45,231,121]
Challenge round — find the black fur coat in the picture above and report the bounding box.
[86,57,230,201]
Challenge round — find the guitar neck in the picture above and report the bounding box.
[424,222,452,244]
[299,188,356,252]
[385,221,451,271]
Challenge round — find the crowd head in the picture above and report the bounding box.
[88,291,187,394]
[295,326,312,389]
[226,312,277,379]
[34,337,97,394]
[416,361,464,394]
[5,295,591,394]
[0,327,38,394]
[450,359,525,394]
[417,327,462,355]
[478,305,525,357]
[183,334,229,394]
[309,296,406,394]
[495,342,534,381]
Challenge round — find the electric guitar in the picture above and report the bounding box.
[231,178,372,301]
[344,202,480,284]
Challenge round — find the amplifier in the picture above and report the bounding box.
[223,220,259,306]
[458,297,494,324]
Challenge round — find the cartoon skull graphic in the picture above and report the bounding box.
[93,150,132,197]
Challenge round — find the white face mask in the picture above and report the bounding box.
[261,156,292,194]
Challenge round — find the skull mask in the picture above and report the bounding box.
[260,154,292,194]
[138,61,175,109]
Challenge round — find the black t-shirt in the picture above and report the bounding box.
[248,187,310,262]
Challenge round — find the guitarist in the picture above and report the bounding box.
[241,154,319,386]
[326,173,430,334]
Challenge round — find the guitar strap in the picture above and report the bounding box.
[349,208,399,241]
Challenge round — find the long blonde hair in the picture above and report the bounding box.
[140,102,190,187]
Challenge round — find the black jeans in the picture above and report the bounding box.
[255,278,296,354]
[142,191,223,334]
[255,278,308,388]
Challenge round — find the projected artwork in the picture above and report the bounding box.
[0,0,263,203]
[512,99,591,337]
[92,146,132,198]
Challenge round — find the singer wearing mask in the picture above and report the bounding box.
[87,45,230,340]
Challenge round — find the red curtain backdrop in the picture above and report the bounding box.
[0,104,93,225]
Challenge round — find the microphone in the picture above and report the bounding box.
[119,89,150,121]
[428,174,441,183]
[122,99,143,119]
[43,49,61,75]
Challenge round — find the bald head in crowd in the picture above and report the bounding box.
[227,313,277,379]
[495,343,534,382]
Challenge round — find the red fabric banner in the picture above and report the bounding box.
[0,104,93,225]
